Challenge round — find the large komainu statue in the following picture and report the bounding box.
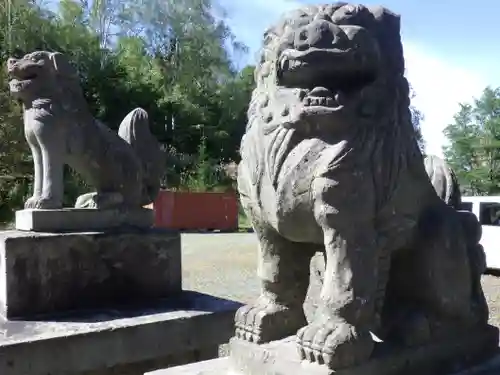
[6,51,163,209]
[236,3,490,371]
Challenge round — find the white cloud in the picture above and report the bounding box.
[403,41,487,157]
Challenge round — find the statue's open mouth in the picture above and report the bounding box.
[276,48,377,113]
[7,61,42,92]
[9,74,37,86]
[12,73,37,81]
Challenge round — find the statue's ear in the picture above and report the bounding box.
[49,52,75,77]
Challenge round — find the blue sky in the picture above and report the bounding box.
[219,0,500,156]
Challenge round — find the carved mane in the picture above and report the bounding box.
[243,4,424,210]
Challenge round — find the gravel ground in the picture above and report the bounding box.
[181,233,500,328]
[181,233,259,304]
[483,274,500,327]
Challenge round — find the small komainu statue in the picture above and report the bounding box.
[237,2,493,372]
[6,51,163,210]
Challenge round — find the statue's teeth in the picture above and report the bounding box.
[304,96,333,106]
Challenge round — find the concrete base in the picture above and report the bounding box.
[228,326,499,375]
[0,291,241,375]
[15,208,154,232]
[0,229,181,319]
[151,325,500,375]
[147,354,500,375]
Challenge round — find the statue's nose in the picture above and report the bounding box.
[294,19,342,51]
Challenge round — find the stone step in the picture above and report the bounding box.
[147,349,500,375]
[0,292,240,375]
[146,357,229,375]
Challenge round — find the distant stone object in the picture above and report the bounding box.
[6,51,164,211]
[233,2,497,374]
[424,154,461,209]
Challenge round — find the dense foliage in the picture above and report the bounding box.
[0,0,255,221]
[0,0,425,222]
[444,87,500,195]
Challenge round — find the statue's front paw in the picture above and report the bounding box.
[31,196,63,209]
[297,319,373,369]
[24,196,38,209]
[235,295,306,343]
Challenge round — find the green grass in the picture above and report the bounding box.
[238,204,252,231]
[239,212,251,230]
[0,222,14,230]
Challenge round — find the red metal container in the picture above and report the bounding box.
[149,190,239,231]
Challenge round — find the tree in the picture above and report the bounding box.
[121,0,247,149]
[0,0,257,222]
[212,65,255,161]
[444,86,500,195]
[409,84,425,153]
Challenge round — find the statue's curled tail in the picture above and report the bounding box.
[118,108,164,205]
[424,154,461,209]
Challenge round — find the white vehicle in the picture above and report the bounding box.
[461,196,500,270]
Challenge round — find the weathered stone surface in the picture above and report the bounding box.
[235,2,495,372]
[304,251,325,323]
[145,358,229,375]
[15,208,154,232]
[6,51,164,210]
[0,291,241,375]
[0,228,180,318]
[146,343,500,375]
[424,155,461,209]
[306,155,487,321]
[227,330,500,375]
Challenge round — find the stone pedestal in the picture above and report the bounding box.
[15,208,154,232]
[226,328,499,375]
[0,291,241,375]
[0,229,181,319]
[146,353,500,375]
[0,227,242,374]
[149,327,500,375]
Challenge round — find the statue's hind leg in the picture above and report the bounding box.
[235,223,313,343]
[75,191,124,209]
[297,172,380,369]
[413,206,488,331]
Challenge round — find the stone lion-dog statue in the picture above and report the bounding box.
[236,3,492,371]
[6,51,163,210]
